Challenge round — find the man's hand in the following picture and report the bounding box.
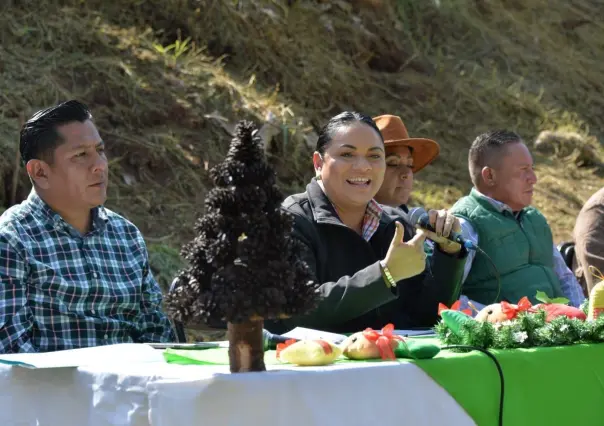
[383,221,428,282]
[427,209,462,254]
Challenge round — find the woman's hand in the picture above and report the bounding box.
[383,222,427,282]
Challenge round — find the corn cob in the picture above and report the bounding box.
[588,266,604,321]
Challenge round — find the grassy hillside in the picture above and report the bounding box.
[1,0,604,293]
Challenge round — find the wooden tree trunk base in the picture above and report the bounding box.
[227,319,266,373]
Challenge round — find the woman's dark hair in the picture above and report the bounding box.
[315,111,384,155]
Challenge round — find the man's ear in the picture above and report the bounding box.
[25,160,51,189]
[312,151,323,178]
[481,166,496,187]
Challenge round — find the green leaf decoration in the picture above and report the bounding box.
[435,308,604,351]
[440,310,474,337]
[535,290,569,305]
[535,290,552,304]
[395,339,440,359]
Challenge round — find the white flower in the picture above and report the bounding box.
[513,331,528,343]
[559,324,569,332]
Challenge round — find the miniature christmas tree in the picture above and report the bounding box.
[166,120,319,373]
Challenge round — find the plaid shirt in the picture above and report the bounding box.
[361,199,383,241]
[0,191,174,353]
[317,181,383,241]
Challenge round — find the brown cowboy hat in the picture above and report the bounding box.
[373,114,440,173]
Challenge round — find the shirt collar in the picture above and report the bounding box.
[472,188,521,218]
[315,179,383,219]
[311,179,383,241]
[27,189,108,235]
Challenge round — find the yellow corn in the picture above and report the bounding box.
[588,280,604,321]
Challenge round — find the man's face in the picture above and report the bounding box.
[488,142,537,211]
[374,145,414,207]
[41,120,108,210]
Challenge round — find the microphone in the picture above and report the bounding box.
[407,207,476,251]
[262,329,298,350]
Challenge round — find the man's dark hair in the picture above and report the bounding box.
[20,100,92,164]
[315,111,384,155]
[468,130,523,186]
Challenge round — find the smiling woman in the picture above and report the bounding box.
[265,112,469,335]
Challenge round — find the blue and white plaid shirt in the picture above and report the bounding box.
[0,190,175,353]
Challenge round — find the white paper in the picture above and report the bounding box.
[0,343,165,369]
[393,329,436,337]
[281,327,347,343]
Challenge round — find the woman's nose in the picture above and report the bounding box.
[352,156,372,171]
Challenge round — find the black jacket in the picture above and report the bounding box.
[266,179,467,334]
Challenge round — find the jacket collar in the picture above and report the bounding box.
[306,178,344,226]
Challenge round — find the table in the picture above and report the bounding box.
[165,338,604,426]
[0,345,475,426]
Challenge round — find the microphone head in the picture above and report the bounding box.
[408,206,428,226]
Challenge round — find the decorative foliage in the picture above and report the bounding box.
[165,120,320,324]
[436,310,604,351]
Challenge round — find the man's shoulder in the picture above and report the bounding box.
[450,194,482,218]
[522,206,549,224]
[0,200,39,240]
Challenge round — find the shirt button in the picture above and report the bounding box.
[92,272,98,278]
[104,334,108,339]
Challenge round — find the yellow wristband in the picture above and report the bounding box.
[380,260,397,287]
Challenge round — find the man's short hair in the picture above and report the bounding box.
[468,130,523,186]
[20,100,92,165]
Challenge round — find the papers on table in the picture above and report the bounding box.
[0,343,165,369]
[282,327,347,344]
[393,329,437,337]
[281,327,436,343]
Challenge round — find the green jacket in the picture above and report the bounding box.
[450,189,563,305]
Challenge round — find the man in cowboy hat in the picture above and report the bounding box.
[373,114,486,314]
[373,114,440,213]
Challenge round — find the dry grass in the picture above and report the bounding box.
[2,0,604,293]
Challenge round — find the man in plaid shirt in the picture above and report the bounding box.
[0,100,175,353]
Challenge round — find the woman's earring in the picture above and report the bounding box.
[316,170,322,180]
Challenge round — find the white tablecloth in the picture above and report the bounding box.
[0,345,476,426]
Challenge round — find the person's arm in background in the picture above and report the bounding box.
[574,201,604,294]
[457,217,479,283]
[552,246,586,307]
[448,217,485,315]
[0,233,35,353]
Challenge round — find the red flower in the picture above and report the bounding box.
[438,300,472,316]
[501,296,533,320]
[362,323,403,360]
